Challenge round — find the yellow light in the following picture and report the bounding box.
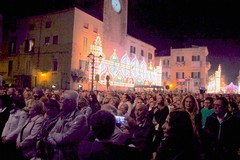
[169,84,173,88]
[41,73,46,77]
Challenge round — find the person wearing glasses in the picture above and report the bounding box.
[47,90,88,160]
[204,97,240,160]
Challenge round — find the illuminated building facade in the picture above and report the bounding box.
[160,46,210,93]
[207,64,222,93]
[0,0,160,90]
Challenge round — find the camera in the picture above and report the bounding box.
[115,116,125,124]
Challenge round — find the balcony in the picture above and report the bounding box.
[175,61,185,67]
[191,61,201,67]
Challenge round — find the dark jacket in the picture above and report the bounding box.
[204,112,240,160]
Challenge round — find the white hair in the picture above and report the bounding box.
[64,90,79,104]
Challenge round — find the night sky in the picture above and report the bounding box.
[1,0,240,84]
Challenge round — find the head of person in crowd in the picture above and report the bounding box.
[204,96,214,109]
[121,93,131,103]
[78,97,89,110]
[7,87,16,97]
[134,102,148,122]
[44,88,52,98]
[182,95,199,115]
[23,88,32,100]
[50,93,61,102]
[162,109,195,139]
[43,99,60,118]
[133,97,144,106]
[101,103,118,116]
[28,100,44,118]
[89,91,99,103]
[156,93,165,107]
[12,96,26,110]
[109,96,120,108]
[213,96,229,117]
[32,87,44,100]
[117,103,128,116]
[90,110,116,140]
[228,101,239,116]
[60,90,78,113]
[0,94,13,109]
[15,88,24,97]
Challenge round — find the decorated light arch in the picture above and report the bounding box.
[89,35,162,89]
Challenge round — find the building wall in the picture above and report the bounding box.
[0,3,157,90]
[160,46,210,93]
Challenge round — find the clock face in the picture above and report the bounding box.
[112,0,121,13]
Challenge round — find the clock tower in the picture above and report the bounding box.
[103,0,128,58]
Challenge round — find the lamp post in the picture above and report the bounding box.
[88,53,102,91]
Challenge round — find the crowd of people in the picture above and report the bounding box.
[0,86,240,160]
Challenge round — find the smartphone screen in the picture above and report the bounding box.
[115,116,125,124]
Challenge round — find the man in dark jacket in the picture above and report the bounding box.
[204,96,240,160]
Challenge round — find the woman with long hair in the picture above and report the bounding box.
[156,109,201,160]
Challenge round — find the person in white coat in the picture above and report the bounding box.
[1,96,28,160]
[16,99,44,160]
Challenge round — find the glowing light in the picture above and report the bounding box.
[89,35,162,88]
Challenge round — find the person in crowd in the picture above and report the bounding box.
[204,96,240,160]
[149,93,169,155]
[16,99,45,160]
[78,110,143,160]
[155,109,201,160]
[201,96,214,128]
[0,94,13,158]
[78,97,92,119]
[47,90,88,160]
[23,88,32,107]
[182,95,202,133]
[118,93,133,117]
[88,91,101,115]
[1,96,28,160]
[126,102,155,160]
[117,102,128,116]
[108,95,120,109]
[228,101,240,119]
[6,87,16,98]
[34,99,61,160]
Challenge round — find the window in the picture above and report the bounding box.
[191,72,201,78]
[176,72,185,79]
[162,72,169,79]
[8,41,16,54]
[52,59,58,71]
[93,27,98,33]
[45,37,50,44]
[53,35,58,44]
[83,23,89,29]
[24,39,35,53]
[141,50,144,57]
[163,59,169,66]
[192,55,200,61]
[148,53,152,62]
[8,61,13,77]
[130,46,136,57]
[177,56,184,62]
[130,46,136,53]
[45,21,52,28]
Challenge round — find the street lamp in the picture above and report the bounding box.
[88,53,102,91]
